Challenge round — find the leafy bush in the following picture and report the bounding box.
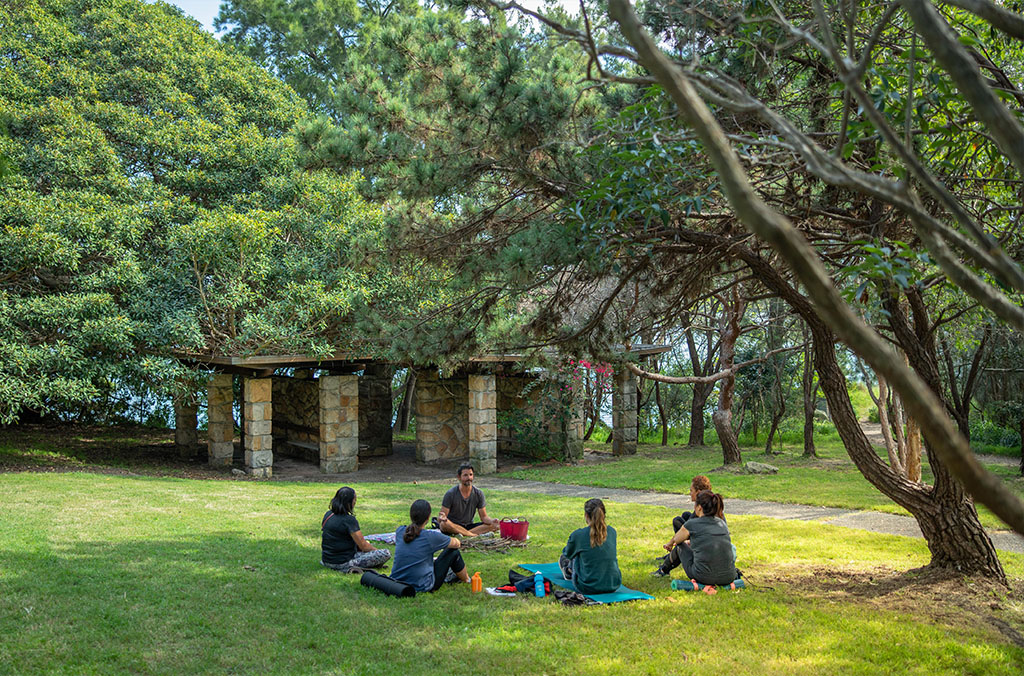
[970,418,1020,449]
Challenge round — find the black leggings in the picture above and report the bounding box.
[429,548,466,592]
[660,542,696,579]
[672,511,694,534]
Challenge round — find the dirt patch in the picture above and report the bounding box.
[751,563,1024,648]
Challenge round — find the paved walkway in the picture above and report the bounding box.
[473,477,1024,555]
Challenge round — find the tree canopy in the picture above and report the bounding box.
[0,0,419,421]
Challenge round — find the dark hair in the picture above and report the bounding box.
[330,486,355,516]
[695,490,724,519]
[584,498,607,548]
[404,499,432,543]
[457,464,475,477]
[691,475,712,493]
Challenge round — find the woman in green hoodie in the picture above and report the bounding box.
[558,498,622,594]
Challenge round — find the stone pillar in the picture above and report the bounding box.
[563,384,585,463]
[320,375,359,473]
[612,367,638,455]
[358,364,393,457]
[173,392,198,458]
[243,377,273,478]
[414,370,468,462]
[207,374,235,466]
[468,374,497,474]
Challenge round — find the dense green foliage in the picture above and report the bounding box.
[0,0,421,422]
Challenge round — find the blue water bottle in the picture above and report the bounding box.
[534,571,545,598]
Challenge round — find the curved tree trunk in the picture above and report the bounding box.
[740,242,1004,581]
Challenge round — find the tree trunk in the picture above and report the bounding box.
[876,376,905,475]
[655,380,669,445]
[892,389,909,469]
[583,371,603,441]
[393,369,416,432]
[802,327,817,457]
[714,287,744,465]
[764,409,784,455]
[684,312,719,447]
[1019,416,1023,477]
[688,382,713,446]
[906,415,922,483]
[940,326,990,444]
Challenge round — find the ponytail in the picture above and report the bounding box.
[584,498,607,548]
[696,490,725,519]
[404,499,431,543]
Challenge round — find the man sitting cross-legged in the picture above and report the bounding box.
[438,464,500,537]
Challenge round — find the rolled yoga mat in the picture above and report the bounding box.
[360,570,416,598]
[671,578,745,591]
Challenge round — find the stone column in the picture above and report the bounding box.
[173,392,198,458]
[207,374,235,466]
[612,367,638,455]
[468,374,497,474]
[563,384,585,463]
[319,375,359,473]
[358,364,393,457]
[414,370,468,463]
[243,377,273,478]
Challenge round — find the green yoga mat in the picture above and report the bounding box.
[519,563,654,604]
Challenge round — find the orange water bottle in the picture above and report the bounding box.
[471,571,482,593]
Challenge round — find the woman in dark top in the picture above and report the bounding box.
[558,498,622,595]
[652,490,736,585]
[321,486,390,572]
[391,499,470,592]
[672,474,713,533]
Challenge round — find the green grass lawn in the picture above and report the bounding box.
[2,471,1024,675]
[497,434,1024,530]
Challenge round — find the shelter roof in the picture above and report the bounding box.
[173,344,671,375]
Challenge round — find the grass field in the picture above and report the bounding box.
[498,432,1024,530]
[2,470,1024,675]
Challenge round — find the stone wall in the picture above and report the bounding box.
[414,370,468,462]
[271,373,320,463]
[358,364,393,457]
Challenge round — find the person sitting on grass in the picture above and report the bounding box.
[672,474,713,533]
[391,499,470,593]
[558,498,622,595]
[437,464,500,537]
[321,486,391,573]
[652,490,736,585]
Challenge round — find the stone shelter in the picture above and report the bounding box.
[173,347,668,478]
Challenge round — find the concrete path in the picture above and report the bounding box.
[474,476,1024,555]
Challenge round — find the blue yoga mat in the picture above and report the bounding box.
[519,563,654,604]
